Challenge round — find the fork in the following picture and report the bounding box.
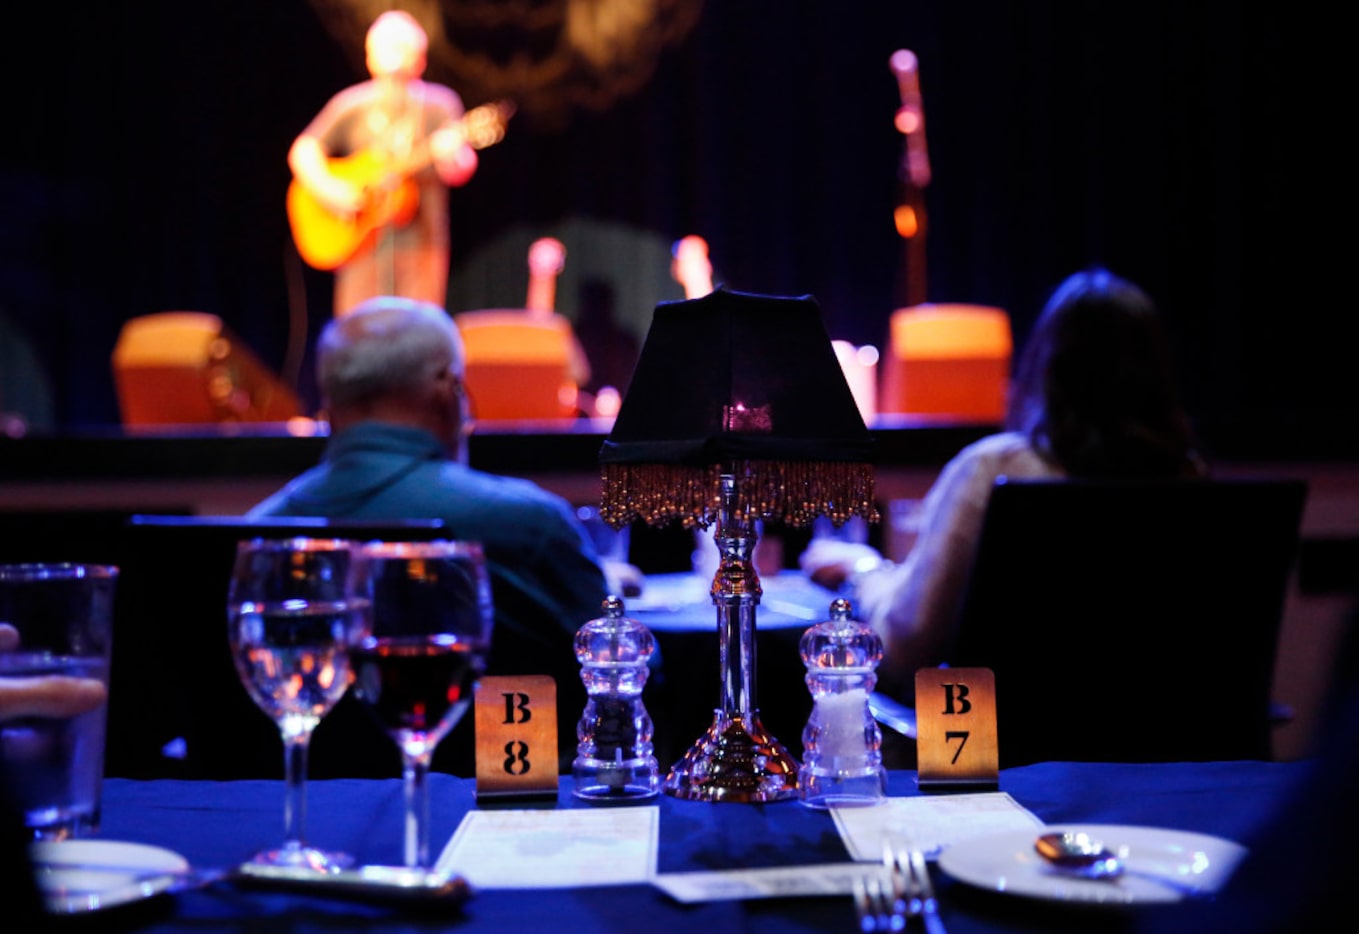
[853,870,903,932]
[885,840,947,934]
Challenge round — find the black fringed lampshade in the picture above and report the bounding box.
[599,288,877,530]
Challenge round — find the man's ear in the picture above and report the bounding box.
[429,369,469,430]
[429,367,456,409]
[449,374,473,434]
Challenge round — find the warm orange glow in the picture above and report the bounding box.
[882,304,1013,421]
[895,204,919,239]
[453,309,581,420]
[895,108,920,135]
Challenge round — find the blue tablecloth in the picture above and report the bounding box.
[83,759,1314,933]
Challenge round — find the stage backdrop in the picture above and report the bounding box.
[1,1,1341,458]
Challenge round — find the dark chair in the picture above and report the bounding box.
[0,508,191,567]
[108,515,454,780]
[948,476,1307,767]
[0,507,188,778]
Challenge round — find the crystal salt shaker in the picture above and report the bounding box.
[798,597,887,808]
[573,596,660,801]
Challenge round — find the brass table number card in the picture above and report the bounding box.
[474,675,560,801]
[915,667,999,790]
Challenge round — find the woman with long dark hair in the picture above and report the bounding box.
[803,268,1202,690]
[1007,268,1200,479]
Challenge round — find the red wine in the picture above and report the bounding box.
[351,636,477,739]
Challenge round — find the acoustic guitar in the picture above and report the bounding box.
[287,100,514,271]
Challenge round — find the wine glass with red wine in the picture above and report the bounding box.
[354,541,493,868]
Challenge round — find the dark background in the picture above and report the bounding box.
[1,2,1343,458]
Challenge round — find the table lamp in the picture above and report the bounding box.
[599,288,877,802]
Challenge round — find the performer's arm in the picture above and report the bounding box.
[289,133,364,215]
[429,121,478,187]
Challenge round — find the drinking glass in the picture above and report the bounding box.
[354,541,492,868]
[227,537,371,870]
[0,563,117,840]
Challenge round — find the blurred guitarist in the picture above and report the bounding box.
[288,10,479,317]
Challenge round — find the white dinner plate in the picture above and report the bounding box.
[30,839,191,914]
[937,824,1248,906]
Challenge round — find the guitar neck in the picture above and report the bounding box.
[384,100,514,179]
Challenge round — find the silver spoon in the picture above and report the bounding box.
[1033,831,1209,896]
[1034,831,1126,878]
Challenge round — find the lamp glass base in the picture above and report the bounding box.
[662,710,799,803]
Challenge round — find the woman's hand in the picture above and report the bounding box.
[798,539,885,591]
[0,622,107,721]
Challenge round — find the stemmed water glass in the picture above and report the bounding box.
[227,537,372,870]
[354,540,493,869]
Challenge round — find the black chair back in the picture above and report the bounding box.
[108,515,455,780]
[950,477,1306,767]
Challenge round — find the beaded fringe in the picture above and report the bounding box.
[599,461,878,530]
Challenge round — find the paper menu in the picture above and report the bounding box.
[433,793,1040,899]
[832,791,1045,861]
[435,807,659,889]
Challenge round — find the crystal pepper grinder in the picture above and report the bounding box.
[573,595,660,801]
[798,597,887,808]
